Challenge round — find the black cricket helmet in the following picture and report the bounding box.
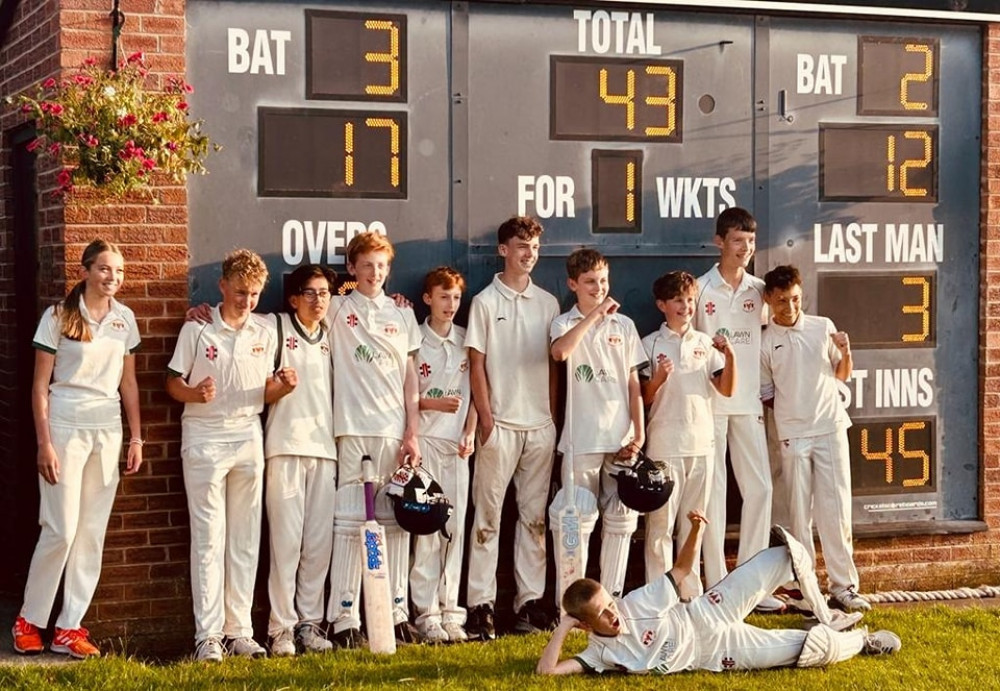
[385,462,454,537]
[615,452,674,513]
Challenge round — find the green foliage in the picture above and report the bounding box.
[6,53,219,199]
[2,606,1000,689]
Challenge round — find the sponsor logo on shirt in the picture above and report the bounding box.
[353,344,392,370]
[286,336,298,350]
[346,313,358,328]
[205,345,218,361]
[652,639,678,673]
[426,387,443,397]
[704,301,716,315]
[574,363,618,384]
[419,362,432,378]
[716,327,752,346]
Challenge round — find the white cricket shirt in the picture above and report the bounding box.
[576,574,697,675]
[696,266,765,416]
[264,313,337,461]
[550,306,647,454]
[33,299,141,428]
[417,320,472,444]
[641,324,724,458]
[327,290,421,439]
[465,274,560,430]
[760,313,851,440]
[166,305,277,451]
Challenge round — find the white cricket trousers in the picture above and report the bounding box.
[703,414,772,587]
[266,455,337,636]
[21,425,120,630]
[467,422,555,612]
[645,454,712,596]
[779,429,860,595]
[689,546,864,670]
[410,437,469,626]
[182,438,264,643]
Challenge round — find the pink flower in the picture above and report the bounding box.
[136,169,145,177]
[117,113,137,127]
[142,157,156,169]
[49,103,63,116]
[177,101,188,111]
[166,141,178,151]
[73,75,94,86]
[152,111,168,123]
[184,83,194,93]
[42,77,56,89]
[127,51,145,64]
[48,143,61,155]
[84,57,97,66]
[56,169,71,186]
[26,138,42,152]
[20,104,32,114]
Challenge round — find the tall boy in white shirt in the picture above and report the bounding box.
[695,207,782,611]
[166,249,296,661]
[640,271,734,597]
[550,248,646,597]
[410,266,478,644]
[465,216,561,640]
[325,231,423,647]
[760,265,869,612]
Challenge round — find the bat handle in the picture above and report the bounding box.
[362,454,376,521]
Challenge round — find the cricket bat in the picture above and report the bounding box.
[360,454,396,654]
[550,359,597,610]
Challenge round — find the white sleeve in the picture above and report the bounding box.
[464,294,489,355]
[32,306,60,353]
[166,321,202,379]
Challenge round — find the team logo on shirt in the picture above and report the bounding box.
[384,323,399,336]
[251,343,266,356]
[743,299,756,313]
[707,589,723,605]
[419,362,432,378]
[704,301,716,315]
[641,629,655,647]
[656,353,669,365]
[205,345,218,361]
[320,341,330,356]
[346,313,358,328]
[110,319,127,332]
[722,656,736,669]
[286,336,298,350]
[606,333,623,347]
[692,346,707,360]
[459,359,469,372]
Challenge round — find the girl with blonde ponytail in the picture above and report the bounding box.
[11,239,143,659]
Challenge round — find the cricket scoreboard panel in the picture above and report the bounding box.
[186,1,982,531]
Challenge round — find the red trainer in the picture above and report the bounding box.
[51,627,100,659]
[12,616,44,655]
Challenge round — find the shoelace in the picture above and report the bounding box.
[57,627,90,643]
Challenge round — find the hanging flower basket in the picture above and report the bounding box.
[7,52,219,199]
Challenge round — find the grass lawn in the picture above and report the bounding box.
[2,605,999,690]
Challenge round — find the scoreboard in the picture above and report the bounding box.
[186,1,982,532]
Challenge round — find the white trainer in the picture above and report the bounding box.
[442,622,468,643]
[419,619,450,644]
[754,594,787,613]
[296,623,333,653]
[827,609,864,631]
[831,587,872,612]
[225,636,267,658]
[194,636,224,662]
[863,630,902,655]
[269,628,296,657]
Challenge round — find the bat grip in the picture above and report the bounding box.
[362,454,377,521]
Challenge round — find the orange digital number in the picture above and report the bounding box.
[343,117,401,189]
[901,276,931,343]
[861,422,931,488]
[886,131,932,197]
[599,68,636,130]
[899,422,931,487]
[364,20,400,97]
[644,66,677,137]
[900,42,933,111]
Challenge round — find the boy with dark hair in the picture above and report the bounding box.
[550,248,646,598]
[410,266,478,643]
[640,271,734,596]
[760,265,868,612]
[465,216,560,640]
[696,207,782,611]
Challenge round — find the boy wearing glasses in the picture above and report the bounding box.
[264,264,339,657]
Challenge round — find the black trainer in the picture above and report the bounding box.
[331,627,367,650]
[514,599,555,634]
[465,603,496,641]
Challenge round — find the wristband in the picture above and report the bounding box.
[128,438,144,447]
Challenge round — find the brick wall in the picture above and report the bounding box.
[1,0,193,655]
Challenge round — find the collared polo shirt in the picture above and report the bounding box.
[417,320,471,444]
